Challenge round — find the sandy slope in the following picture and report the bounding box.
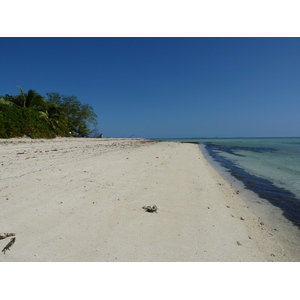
[0,138,296,261]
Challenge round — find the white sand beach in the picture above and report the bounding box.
[0,137,297,261]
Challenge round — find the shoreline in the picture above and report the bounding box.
[0,137,298,261]
[199,143,300,260]
[201,141,300,228]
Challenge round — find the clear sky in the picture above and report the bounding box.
[1,37,299,138]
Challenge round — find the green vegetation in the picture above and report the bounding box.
[0,88,98,139]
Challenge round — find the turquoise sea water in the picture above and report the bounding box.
[156,137,300,228]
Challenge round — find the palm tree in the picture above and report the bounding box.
[17,87,48,111]
[39,104,69,136]
[13,88,68,136]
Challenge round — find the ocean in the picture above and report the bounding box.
[156,137,300,234]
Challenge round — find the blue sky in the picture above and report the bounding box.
[1,37,299,138]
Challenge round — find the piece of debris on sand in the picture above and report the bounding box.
[2,237,16,254]
[142,205,158,213]
[0,233,15,240]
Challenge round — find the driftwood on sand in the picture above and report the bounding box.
[2,237,16,254]
[0,233,16,254]
[0,233,15,240]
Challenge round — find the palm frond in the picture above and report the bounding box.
[0,98,16,106]
[17,86,26,107]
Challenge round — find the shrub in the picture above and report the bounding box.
[0,104,23,138]
[0,104,56,138]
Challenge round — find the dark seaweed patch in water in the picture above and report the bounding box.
[205,142,278,157]
[286,142,300,145]
[204,142,300,228]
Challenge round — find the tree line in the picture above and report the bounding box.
[0,87,98,138]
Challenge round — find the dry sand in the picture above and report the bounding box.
[0,137,297,261]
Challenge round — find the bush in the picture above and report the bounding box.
[21,108,56,138]
[0,104,56,138]
[0,104,23,138]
